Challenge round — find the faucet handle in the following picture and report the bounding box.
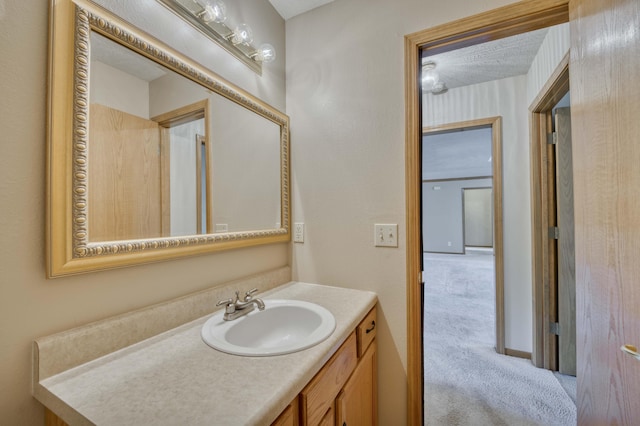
[244,288,259,301]
[216,298,236,314]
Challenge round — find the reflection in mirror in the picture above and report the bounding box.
[46,0,289,277]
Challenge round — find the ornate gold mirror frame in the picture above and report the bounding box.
[47,0,290,277]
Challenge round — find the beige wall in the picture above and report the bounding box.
[285,0,517,423]
[0,0,285,423]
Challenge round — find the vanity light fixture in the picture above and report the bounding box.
[229,23,253,45]
[199,0,226,23]
[252,43,276,63]
[157,0,277,74]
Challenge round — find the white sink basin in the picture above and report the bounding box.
[201,299,336,356]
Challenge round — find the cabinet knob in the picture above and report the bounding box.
[621,344,640,361]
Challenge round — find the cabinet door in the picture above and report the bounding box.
[300,333,357,425]
[336,341,377,426]
[271,400,298,426]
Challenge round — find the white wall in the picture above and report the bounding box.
[423,178,493,253]
[0,1,285,423]
[169,119,204,235]
[286,0,518,423]
[526,23,570,105]
[90,61,150,119]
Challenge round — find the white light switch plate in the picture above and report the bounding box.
[374,224,398,247]
[293,222,304,243]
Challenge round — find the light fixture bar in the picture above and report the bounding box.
[157,0,275,75]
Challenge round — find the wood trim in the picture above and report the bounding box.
[529,55,570,369]
[160,126,172,236]
[505,348,532,360]
[529,52,570,111]
[151,99,208,127]
[404,1,569,424]
[406,0,568,56]
[492,117,505,355]
[424,116,505,355]
[404,32,423,426]
[196,134,204,234]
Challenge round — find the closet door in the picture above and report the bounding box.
[571,0,640,422]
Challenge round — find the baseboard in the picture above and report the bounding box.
[505,348,532,360]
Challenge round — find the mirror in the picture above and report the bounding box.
[47,0,290,277]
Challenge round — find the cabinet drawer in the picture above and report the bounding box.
[300,332,357,425]
[356,306,377,357]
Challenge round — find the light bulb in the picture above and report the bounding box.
[230,23,253,45]
[254,43,276,63]
[431,81,448,94]
[201,0,226,24]
[421,61,440,92]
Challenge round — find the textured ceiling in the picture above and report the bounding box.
[268,0,336,20]
[422,27,550,90]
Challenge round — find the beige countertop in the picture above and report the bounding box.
[34,281,377,425]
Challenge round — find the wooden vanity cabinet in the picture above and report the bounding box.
[295,306,377,426]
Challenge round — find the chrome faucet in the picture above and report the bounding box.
[216,288,265,321]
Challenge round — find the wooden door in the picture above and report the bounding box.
[555,107,576,376]
[571,0,640,422]
[89,104,162,241]
[463,187,493,248]
[336,343,377,426]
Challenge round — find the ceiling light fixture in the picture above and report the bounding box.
[157,0,276,75]
[422,61,448,94]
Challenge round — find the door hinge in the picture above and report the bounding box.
[550,322,560,335]
[547,132,558,145]
[548,226,559,239]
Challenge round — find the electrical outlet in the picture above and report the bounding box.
[447,241,452,247]
[215,223,228,232]
[293,222,304,243]
[374,224,398,247]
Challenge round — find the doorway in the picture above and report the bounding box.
[422,119,504,354]
[404,1,570,423]
[463,187,493,249]
[529,57,576,375]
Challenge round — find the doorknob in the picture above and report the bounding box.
[620,344,640,361]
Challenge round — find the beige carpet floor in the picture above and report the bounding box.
[423,249,576,425]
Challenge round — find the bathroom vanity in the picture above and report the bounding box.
[33,268,378,425]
